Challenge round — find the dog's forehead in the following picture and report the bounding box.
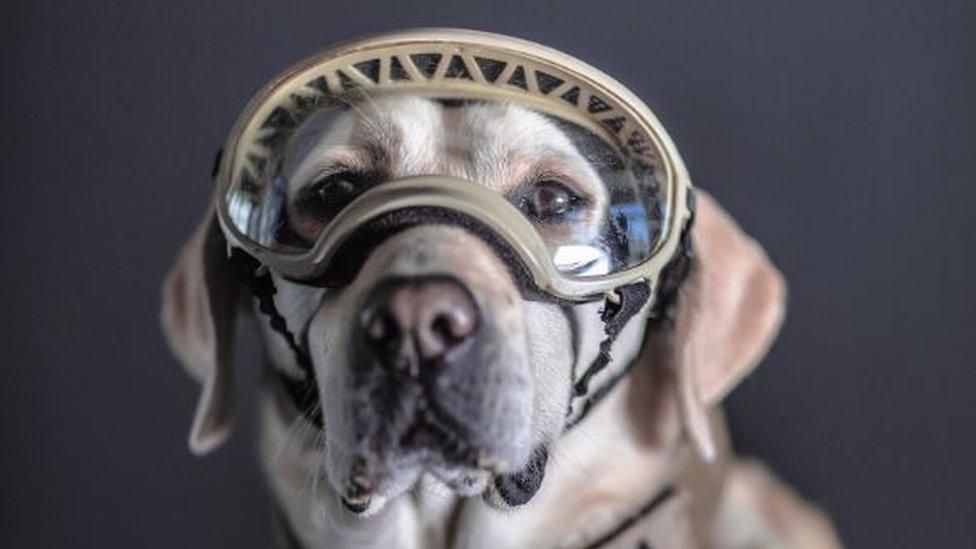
[288,95,587,193]
[439,101,580,160]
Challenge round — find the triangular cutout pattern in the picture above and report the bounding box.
[507,66,528,89]
[627,131,650,154]
[444,55,473,80]
[560,86,581,105]
[410,53,442,78]
[353,59,381,83]
[390,57,410,81]
[536,71,564,94]
[336,70,357,90]
[602,116,626,133]
[262,106,297,130]
[475,56,507,82]
[306,76,330,93]
[587,95,612,113]
[288,92,319,112]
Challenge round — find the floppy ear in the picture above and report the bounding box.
[667,192,787,461]
[160,207,241,455]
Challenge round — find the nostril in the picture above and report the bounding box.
[431,314,459,344]
[421,309,474,360]
[364,310,398,346]
[361,308,415,375]
[431,309,475,343]
[416,286,477,360]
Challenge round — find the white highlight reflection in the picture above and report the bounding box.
[553,244,610,277]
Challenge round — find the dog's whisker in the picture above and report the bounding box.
[298,445,327,501]
[271,412,321,468]
[547,435,593,477]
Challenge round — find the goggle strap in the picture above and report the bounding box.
[565,280,651,429]
[229,248,324,428]
[565,192,696,430]
[571,280,652,399]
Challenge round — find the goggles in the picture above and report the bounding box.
[215,28,692,302]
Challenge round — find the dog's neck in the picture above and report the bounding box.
[259,350,715,549]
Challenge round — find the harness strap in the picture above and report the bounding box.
[580,485,677,549]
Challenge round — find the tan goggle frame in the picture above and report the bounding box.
[215,28,692,302]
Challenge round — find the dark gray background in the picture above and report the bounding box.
[1,0,973,547]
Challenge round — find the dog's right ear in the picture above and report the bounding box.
[649,192,787,462]
[160,207,241,455]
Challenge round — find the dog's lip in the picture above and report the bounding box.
[338,444,508,513]
[340,464,493,516]
[400,401,475,460]
[339,371,524,512]
[340,494,372,514]
[357,379,507,471]
[341,455,375,505]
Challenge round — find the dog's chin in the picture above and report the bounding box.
[324,449,514,517]
[324,424,542,517]
[325,342,539,515]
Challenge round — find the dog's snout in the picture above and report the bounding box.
[360,277,479,368]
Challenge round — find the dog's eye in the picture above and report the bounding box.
[295,170,376,221]
[526,180,582,221]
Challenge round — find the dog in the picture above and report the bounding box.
[162,94,840,548]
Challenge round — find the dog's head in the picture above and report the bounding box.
[162,95,785,515]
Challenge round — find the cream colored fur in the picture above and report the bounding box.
[161,97,840,547]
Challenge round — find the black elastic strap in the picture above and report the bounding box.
[565,280,652,427]
[571,281,652,398]
[564,189,696,430]
[230,249,324,428]
[214,146,323,428]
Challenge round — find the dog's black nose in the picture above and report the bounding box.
[359,277,478,370]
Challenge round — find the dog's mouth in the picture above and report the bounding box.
[337,376,521,511]
[329,343,540,515]
[398,398,498,470]
[339,402,501,514]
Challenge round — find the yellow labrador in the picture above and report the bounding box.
[162,96,839,548]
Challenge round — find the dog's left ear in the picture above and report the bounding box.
[160,207,241,455]
[662,192,787,461]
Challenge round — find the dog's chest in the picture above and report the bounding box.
[413,475,463,548]
[446,485,697,549]
[566,489,696,549]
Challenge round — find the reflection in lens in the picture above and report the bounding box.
[553,245,610,277]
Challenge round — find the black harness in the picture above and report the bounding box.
[579,485,678,549]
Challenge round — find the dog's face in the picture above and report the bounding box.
[162,91,788,530]
[262,95,617,512]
